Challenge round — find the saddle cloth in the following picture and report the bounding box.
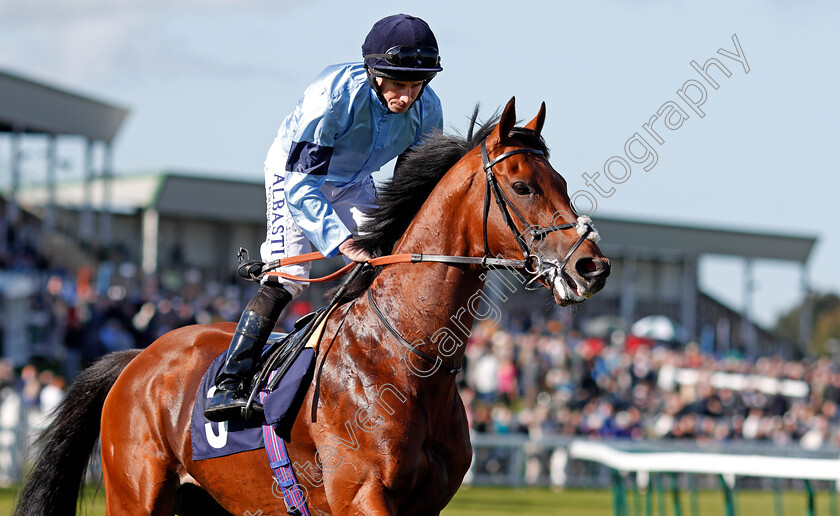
[190,313,329,461]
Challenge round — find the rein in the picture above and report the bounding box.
[257,137,601,375]
[257,251,530,284]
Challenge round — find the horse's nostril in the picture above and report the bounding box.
[575,258,610,279]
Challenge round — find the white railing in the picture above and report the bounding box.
[565,439,840,516]
[569,439,840,483]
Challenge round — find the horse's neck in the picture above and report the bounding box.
[370,209,484,375]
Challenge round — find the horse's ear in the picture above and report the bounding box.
[497,97,517,144]
[524,101,546,136]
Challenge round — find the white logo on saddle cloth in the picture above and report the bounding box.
[205,386,229,448]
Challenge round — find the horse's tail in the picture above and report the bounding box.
[14,349,141,516]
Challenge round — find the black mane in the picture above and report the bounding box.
[330,107,549,302]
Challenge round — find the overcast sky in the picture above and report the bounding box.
[1,0,838,328]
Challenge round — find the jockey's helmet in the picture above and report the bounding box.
[362,14,442,83]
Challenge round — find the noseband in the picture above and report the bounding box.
[367,137,601,376]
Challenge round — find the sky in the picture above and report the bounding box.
[0,0,838,329]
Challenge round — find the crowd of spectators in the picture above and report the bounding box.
[0,246,312,432]
[459,319,840,451]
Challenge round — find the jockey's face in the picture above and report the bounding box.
[376,77,424,114]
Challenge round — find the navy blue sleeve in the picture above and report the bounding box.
[286,141,334,175]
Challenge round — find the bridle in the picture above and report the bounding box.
[479,139,599,289]
[368,137,601,375]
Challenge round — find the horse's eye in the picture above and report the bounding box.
[512,182,532,195]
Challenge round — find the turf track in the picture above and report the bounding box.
[2,485,836,515]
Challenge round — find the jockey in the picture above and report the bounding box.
[205,14,444,422]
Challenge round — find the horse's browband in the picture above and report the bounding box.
[482,147,544,172]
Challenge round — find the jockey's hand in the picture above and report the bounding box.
[339,238,372,263]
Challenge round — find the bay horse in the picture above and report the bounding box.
[15,98,609,515]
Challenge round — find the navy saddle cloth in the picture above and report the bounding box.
[190,337,315,461]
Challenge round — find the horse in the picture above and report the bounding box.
[15,98,610,515]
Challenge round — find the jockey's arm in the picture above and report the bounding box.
[284,147,353,259]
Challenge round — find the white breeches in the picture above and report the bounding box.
[260,148,377,298]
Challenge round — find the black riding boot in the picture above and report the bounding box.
[204,284,292,422]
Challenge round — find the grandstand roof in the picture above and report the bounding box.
[18,171,264,224]
[17,172,817,264]
[595,216,816,264]
[0,69,129,143]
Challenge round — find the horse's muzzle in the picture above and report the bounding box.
[574,257,611,292]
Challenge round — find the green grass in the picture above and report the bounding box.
[443,486,611,515]
[0,486,107,515]
[2,485,837,515]
[444,486,839,515]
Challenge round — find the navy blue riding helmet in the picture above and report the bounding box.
[362,14,442,103]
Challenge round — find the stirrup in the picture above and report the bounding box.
[242,400,264,421]
[205,382,261,422]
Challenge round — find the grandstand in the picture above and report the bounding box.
[567,217,816,358]
[0,68,128,249]
[0,69,128,368]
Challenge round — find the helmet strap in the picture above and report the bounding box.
[366,67,389,108]
[417,80,430,102]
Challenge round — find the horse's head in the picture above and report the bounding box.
[466,97,610,305]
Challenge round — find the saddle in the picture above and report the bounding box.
[191,307,331,463]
